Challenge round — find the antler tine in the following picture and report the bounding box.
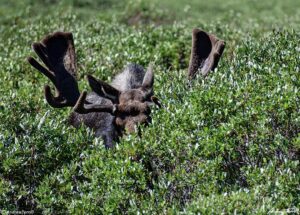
[72,91,88,113]
[32,42,53,70]
[73,91,117,114]
[44,85,70,108]
[27,57,55,83]
[87,75,120,103]
[211,40,225,68]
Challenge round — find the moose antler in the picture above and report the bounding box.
[187,28,225,79]
[27,32,80,108]
[73,91,117,114]
[74,91,155,115]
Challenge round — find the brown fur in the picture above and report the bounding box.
[74,70,157,138]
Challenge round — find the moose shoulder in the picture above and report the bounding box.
[27,32,160,148]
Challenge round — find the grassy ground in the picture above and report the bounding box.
[0,0,299,214]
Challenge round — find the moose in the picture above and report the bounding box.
[27,32,160,148]
[27,29,224,148]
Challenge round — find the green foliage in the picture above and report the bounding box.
[0,0,299,214]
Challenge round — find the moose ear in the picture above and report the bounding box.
[142,64,154,89]
[87,75,120,102]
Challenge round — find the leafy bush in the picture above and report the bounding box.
[0,0,299,214]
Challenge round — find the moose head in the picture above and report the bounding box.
[27,31,160,147]
[73,66,160,133]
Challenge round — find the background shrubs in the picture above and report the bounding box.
[0,0,299,213]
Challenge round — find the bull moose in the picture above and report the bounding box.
[27,29,224,147]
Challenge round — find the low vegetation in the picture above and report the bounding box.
[0,0,299,214]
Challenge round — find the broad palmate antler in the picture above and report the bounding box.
[27,32,80,107]
[187,28,225,79]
